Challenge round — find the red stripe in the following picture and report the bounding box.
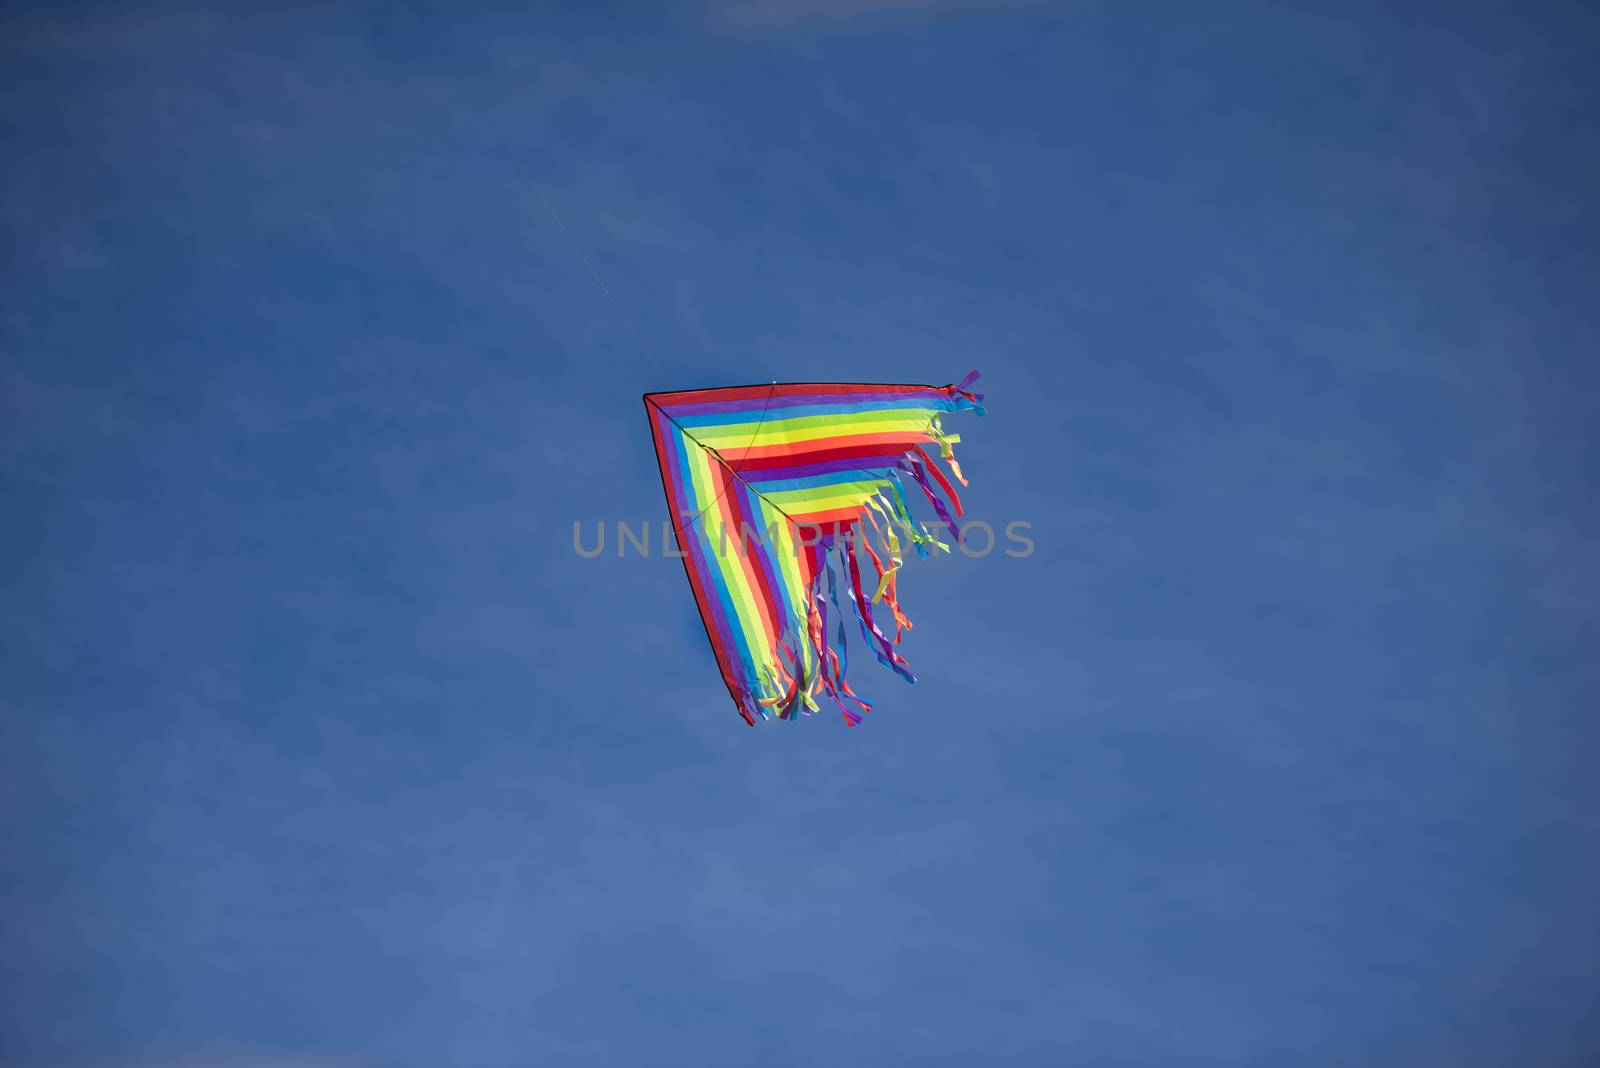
[734,441,913,473]
[788,507,865,529]
[647,381,934,406]
[736,431,924,463]
[647,406,749,721]
[719,464,786,650]
[711,460,783,653]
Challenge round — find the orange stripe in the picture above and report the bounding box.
[788,507,867,529]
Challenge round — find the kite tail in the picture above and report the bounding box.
[901,449,962,541]
[842,534,917,685]
[808,569,870,726]
[753,533,919,727]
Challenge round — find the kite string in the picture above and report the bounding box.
[679,381,781,530]
[649,384,791,528]
[500,136,664,373]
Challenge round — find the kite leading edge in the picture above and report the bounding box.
[643,372,987,726]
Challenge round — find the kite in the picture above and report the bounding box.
[643,371,987,725]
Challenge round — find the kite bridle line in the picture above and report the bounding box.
[652,382,787,533]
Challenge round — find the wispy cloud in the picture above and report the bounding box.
[708,0,1054,27]
[0,7,227,57]
[4,1060,348,1068]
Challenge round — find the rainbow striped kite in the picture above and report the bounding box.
[644,372,987,726]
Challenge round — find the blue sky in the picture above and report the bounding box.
[3,1,1598,1065]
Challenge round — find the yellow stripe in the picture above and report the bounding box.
[689,446,775,669]
[767,481,887,514]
